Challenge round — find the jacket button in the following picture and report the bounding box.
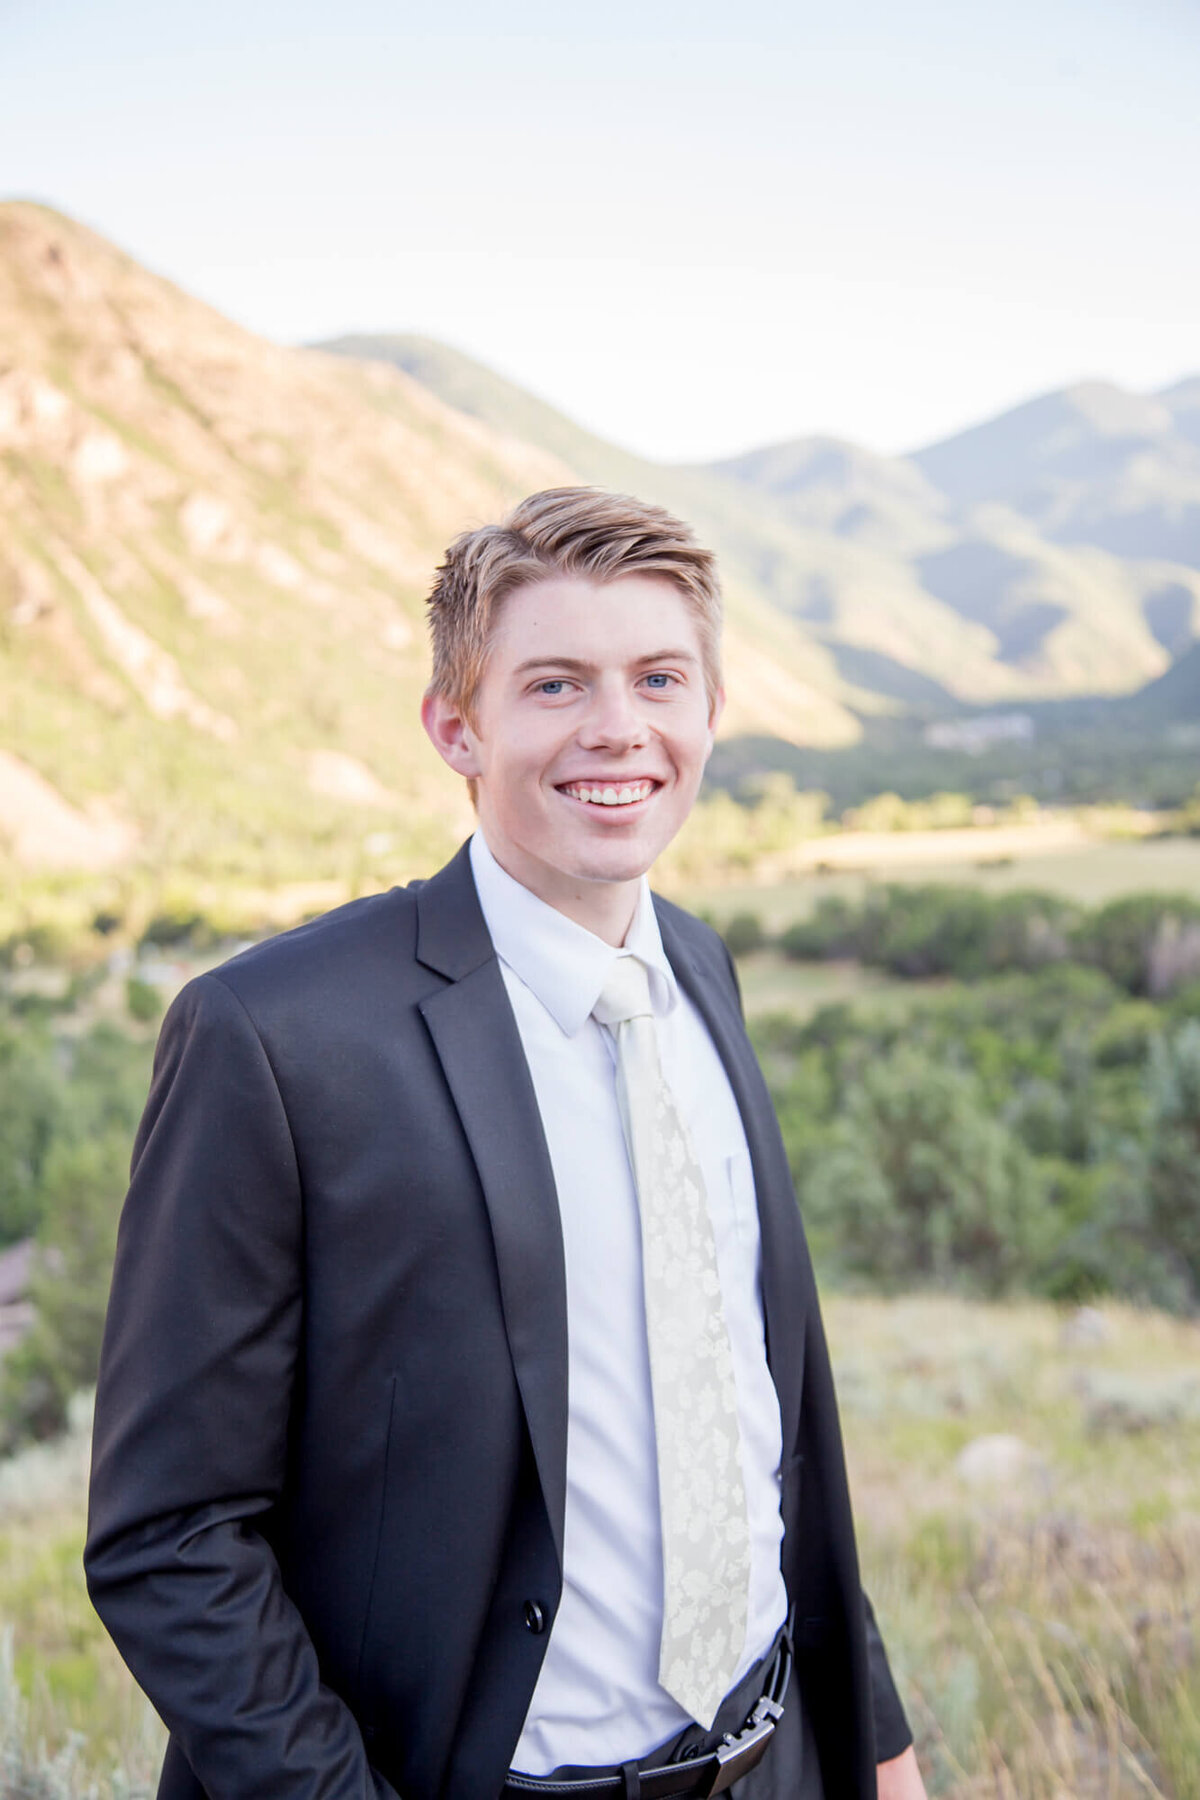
[523,1600,547,1634]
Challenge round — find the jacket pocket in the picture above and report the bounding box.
[355,1372,399,1704]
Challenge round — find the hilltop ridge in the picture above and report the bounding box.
[326,332,1200,714]
[0,203,563,885]
[2,203,1198,903]
[0,204,876,894]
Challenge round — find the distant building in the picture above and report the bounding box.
[923,713,1035,755]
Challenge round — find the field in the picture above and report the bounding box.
[733,954,939,1020]
[684,832,1200,1021]
[2,1297,1198,1797]
[3,834,1200,1794]
[0,1396,165,1796]
[684,833,1200,934]
[835,1296,1200,1798]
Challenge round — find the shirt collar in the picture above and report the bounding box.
[469,832,678,1037]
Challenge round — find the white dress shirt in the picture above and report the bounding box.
[469,833,787,1774]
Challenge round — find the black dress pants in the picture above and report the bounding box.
[729,1676,823,1798]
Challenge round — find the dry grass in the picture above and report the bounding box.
[829,1295,1200,1797]
[0,1303,1197,1795]
[734,953,947,1020]
[0,1395,163,1797]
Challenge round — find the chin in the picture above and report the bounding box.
[570,841,663,885]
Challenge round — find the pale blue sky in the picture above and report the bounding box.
[2,0,1197,460]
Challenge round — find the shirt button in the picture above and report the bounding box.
[523,1600,547,1634]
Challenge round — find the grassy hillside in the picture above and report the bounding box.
[0,203,884,938]
[1,204,586,915]
[1128,640,1200,722]
[3,206,1197,936]
[914,378,1200,566]
[839,1294,1200,1798]
[314,334,868,746]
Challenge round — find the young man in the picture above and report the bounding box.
[86,489,927,1799]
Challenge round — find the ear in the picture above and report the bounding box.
[421,690,483,779]
[704,685,726,758]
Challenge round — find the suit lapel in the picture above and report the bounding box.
[655,903,806,1450]
[415,846,569,1569]
[410,848,804,1576]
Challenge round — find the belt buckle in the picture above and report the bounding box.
[700,1696,784,1797]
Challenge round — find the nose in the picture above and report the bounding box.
[577,678,648,752]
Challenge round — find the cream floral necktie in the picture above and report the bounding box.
[593,955,750,1728]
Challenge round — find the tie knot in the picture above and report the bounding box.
[592,955,654,1028]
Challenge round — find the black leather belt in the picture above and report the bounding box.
[502,1631,792,1799]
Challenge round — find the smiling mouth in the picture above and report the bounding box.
[558,779,659,808]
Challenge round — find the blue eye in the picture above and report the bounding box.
[644,672,672,688]
[538,679,566,695]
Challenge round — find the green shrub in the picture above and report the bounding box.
[862,885,995,979]
[756,961,1200,1308]
[0,1133,130,1446]
[1102,1022,1200,1311]
[125,977,162,1024]
[139,909,203,949]
[779,895,861,961]
[801,1048,1050,1294]
[1091,1000,1162,1068]
[0,1018,63,1245]
[1072,893,1200,997]
[720,911,766,957]
[0,921,76,969]
[1168,979,1200,1025]
[977,888,1078,970]
[778,886,1081,981]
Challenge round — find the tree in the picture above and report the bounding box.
[801,1048,1049,1294]
[0,1132,129,1443]
[0,1017,63,1243]
[1109,1022,1200,1311]
[1074,894,1200,997]
[720,911,766,956]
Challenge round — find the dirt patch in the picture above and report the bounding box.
[0,749,137,867]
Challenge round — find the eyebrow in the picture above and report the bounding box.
[513,649,701,675]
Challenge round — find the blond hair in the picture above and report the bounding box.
[425,487,722,722]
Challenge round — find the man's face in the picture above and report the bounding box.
[423,573,722,936]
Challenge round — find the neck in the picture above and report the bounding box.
[479,836,641,946]
[548,880,641,947]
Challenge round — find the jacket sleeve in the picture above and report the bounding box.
[864,1594,913,1762]
[84,973,399,1800]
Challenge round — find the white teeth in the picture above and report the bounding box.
[564,781,652,806]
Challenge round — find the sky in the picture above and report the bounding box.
[2,0,1198,462]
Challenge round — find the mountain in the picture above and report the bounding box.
[3,204,1196,902]
[330,336,1197,708]
[0,203,568,885]
[313,338,870,745]
[317,334,639,490]
[912,379,1200,565]
[1162,377,1200,451]
[1126,638,1200,725]
[707,435,948,557]
[0,206,866,894]
[708,389,1200,692]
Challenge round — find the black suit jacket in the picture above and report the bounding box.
[85,844,910,1800]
